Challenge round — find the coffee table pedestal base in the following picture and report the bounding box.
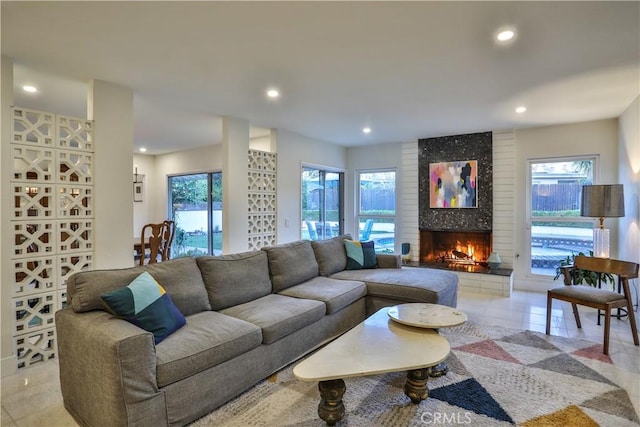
[404,368,430,403]
[317,370,432,425]
[318,379,346,426]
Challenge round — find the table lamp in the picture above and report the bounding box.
[580,184,625,258]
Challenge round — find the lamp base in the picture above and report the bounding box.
[593,228,610,258]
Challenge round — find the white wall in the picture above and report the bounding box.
[276,129,346,244]
[618,96,640,265]
[132,154,156,237]
[513,118,620,291]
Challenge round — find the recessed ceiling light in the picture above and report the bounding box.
[266,89,280,98]
[23,85,38,93]
[362,127,371,134]
[497,30,515,42]
[139,147,147,153]
[515,106,527,114]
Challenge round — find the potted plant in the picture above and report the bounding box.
[554,251,615,287]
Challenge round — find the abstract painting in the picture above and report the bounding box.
[429,160,477,208]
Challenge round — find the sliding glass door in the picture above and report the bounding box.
[168,172,222,257]
[301,167,343,240]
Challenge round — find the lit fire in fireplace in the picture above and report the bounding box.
[446,242,478,265]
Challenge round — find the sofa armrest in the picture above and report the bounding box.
[56,308,167,427]
[376,254,402,269]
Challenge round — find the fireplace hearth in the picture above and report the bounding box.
[420,229,492,272]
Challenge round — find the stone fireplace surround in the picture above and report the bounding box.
[418,132,494,269]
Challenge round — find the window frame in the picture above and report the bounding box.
[356,168,397,252]
[525,155,599,278]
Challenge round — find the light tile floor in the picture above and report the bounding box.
[1,290,639,426]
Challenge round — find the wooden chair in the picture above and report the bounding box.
[546,256,639,354]
[163,220,176,259]
[139,221,172,265]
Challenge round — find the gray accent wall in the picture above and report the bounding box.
[418,132,493,231]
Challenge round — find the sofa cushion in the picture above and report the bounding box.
[100,272,186,344]
[220,294,325,344]
[331,267,459,307]
[278,276,367,314]
[262,240,319,292]
[67,257,211,316]
[344,240,377,270]
[155,311,262,388]
[311,234,350,276]
[197,251,272,310]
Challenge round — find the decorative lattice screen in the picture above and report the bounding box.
[247,149,277,250]
[10,107,94,369]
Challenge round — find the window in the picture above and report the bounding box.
[168,172,222,257]
[301,167,343,240]
[357,170,396,253]
[528,157,596,276]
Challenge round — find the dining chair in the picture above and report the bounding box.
[139,221,171,265]
[546,255,639,354]
[163,220,176,259]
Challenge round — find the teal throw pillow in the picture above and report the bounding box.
[344,240,377,270]
[101,271,186,344]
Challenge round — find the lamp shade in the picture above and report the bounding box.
[580,184,625,218]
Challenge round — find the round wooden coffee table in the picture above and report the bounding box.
[387,303,467,377]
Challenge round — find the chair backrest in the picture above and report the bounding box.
[361,219,374,241]
[305,220,318,240]
[574,256,639,279]
[163,220,176,259]
[140,222,171,265]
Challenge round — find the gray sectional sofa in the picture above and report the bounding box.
[56,235,458,427]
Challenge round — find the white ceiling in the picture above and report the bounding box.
[3,2,639,155]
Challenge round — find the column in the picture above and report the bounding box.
[88,80,134,268]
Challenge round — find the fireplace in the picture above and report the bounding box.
[420,229,492,272]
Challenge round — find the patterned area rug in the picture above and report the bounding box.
[190,322,639,426]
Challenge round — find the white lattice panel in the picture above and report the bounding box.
[248,150,262,170]
[248,171,261,191]
[247,235,264,251]
[58,116,93,152]
[262,194,276,213]
[57,185,93,218]
[12,183,54,220]
[13,292,56,335]
[262,172,276,193]
[262,214,277,233]
[247,150,277,250]
[262,152,277,172]
[12,145,55,182]
[248,194,262,213]
[58,220,93,253]
[12,257,56,297]
[263,234,276,247]
[248,215,263,235]
[58,252,93,288]
[58,290,67,310]
[12,108,55,148]
[12,221,55,258]
[57,150,92,184]
[15,328,56,369]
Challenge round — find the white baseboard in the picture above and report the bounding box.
[1,354,17,377]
